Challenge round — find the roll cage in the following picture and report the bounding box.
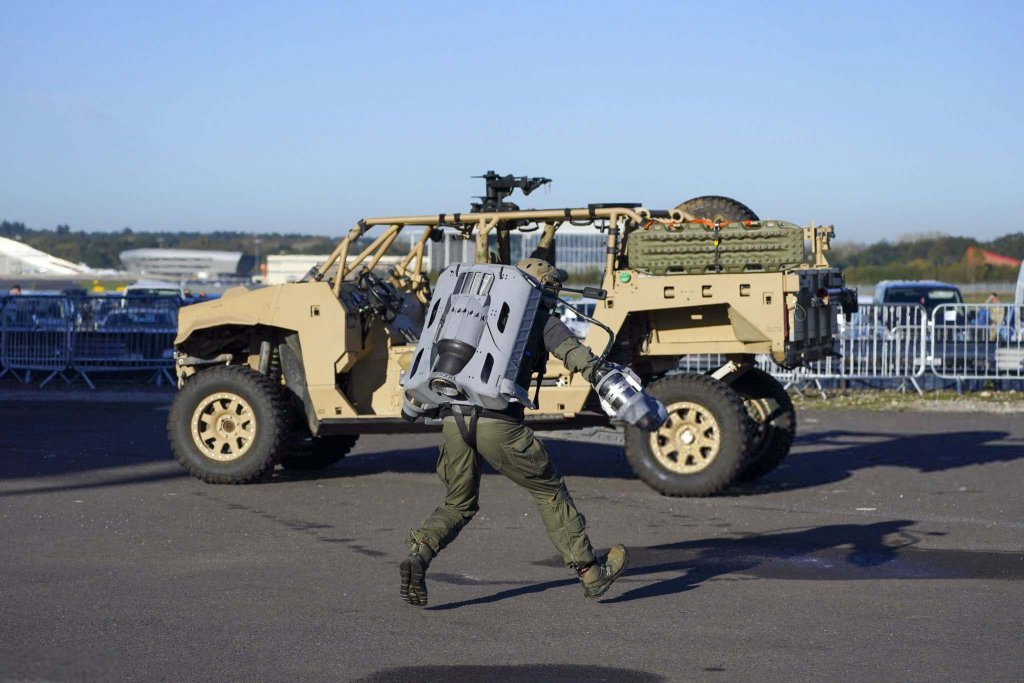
[311,205,837,304]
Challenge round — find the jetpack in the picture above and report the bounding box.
[401,262,666,432]
[402,263,541,416]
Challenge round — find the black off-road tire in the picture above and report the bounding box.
[168,365,292,484]
[281,434,359,471]
[624,374,751,496]
[675,196,759,223]
[731,368,796,482]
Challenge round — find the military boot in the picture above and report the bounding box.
[578,545,628,599]
[399,544,435,607]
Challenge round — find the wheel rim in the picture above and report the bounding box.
[742,397,770,446]
[648,400,722,474]
[190,392,257,461]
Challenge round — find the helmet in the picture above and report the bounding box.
[516,258,564,289]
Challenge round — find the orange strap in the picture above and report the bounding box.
[642,219,757,231]
[681,219,756,230]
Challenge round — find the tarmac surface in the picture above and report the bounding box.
[1,398,1022,682]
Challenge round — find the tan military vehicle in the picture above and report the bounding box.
[168,175,854,496]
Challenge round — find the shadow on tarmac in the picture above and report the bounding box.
[287,428,1021,494]
[355,665,665,683]
[731,428,1022,495]
[427,520,1024,610]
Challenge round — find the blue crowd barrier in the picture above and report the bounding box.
[1,294,180,388]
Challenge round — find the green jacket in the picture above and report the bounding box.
[514,302,603,395]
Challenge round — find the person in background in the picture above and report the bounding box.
[3,284,23,324]
[985,292,1005,342]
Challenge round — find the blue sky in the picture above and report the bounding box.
[2,1,1022,243]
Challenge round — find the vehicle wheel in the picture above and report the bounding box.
[675,196,759,222]
[167,365,292,484]
[624,374,751,496]
[281,434,359,471]
[731,368,796,482]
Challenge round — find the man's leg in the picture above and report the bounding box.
[475,418,627,597]
[402,418,480,606]
[475,419,597,568]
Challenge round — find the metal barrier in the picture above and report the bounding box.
[68,296,179,387]
[1,297,1021,392]
[0,295,74,385]
[930,303,1023,384]
[0,294,180,388]
[797,304,929,393]
[673,305,930,393]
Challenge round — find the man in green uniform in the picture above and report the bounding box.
[400,258,628,607]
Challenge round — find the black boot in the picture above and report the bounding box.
[400,545,435,607]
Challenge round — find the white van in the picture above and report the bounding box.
[994,264,1024,371]
[1014,263,1024,341]
[123,279,185,299]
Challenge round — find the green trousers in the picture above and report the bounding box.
[407,416,597,569]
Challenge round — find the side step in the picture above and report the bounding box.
[315,411,610,437]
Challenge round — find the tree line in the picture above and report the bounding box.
[2,220,1022,283]
[829,232,1024,284]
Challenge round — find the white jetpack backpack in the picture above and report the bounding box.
[401,263,543,420]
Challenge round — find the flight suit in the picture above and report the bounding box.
[406,305,604,569]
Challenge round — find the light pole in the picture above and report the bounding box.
[254,238,261,280]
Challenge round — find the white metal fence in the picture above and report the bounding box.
[814,304,929,382]
[929,303,1023,382]
[639,303,1021,394]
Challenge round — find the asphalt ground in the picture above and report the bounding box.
[1,399,1022,682]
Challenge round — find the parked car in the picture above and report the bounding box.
[870,280,997,373]
[873,280,964,318]
[874,279,970,337]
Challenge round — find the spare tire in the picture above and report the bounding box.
[675,196,759,222]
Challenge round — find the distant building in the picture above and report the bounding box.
[0,236,90,276]
[426,224,608,278]
[265,254,325,284]
[119,248,242,280]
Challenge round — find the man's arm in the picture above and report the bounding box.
[543,314,667,431]
[543,316,604,383]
